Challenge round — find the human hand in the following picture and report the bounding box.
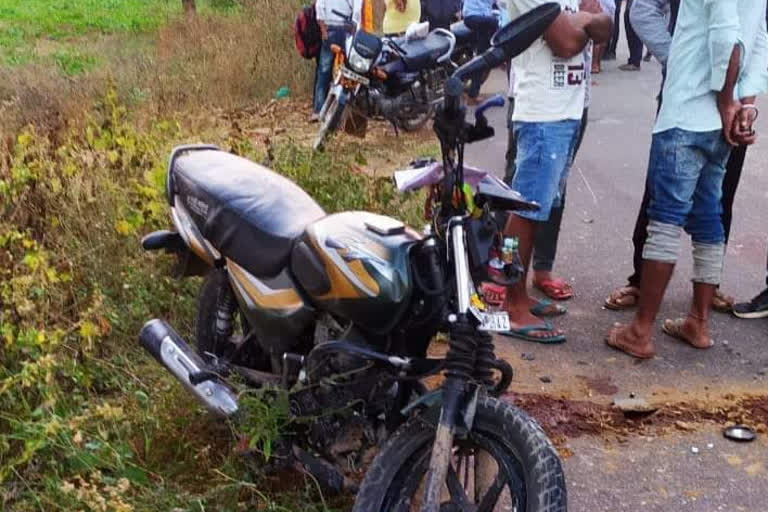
[718,96,742,146]
[730,105,758,146]
[395,0,407,12]
[580,0,602,14]
[319,20,328,40]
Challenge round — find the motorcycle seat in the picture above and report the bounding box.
[450,21,474,46]
[170,149,326,277]
[394,31,452,71]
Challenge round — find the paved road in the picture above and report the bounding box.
[467,48,768,511]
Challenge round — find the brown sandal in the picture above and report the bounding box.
[661,318,713,349]
[604,286,640,311]
[711,289,734,313]
[605,324,655,359]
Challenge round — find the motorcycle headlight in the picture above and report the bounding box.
[348,46,374,74]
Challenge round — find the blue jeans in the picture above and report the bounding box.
[464,15,498,98]
[646,129,731,244]
[313,27,347,114]
[510,119,581,223]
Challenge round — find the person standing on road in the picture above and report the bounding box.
[606,0,768,359]
[497,0,612,343]
[500,0,614,313]
[618,0,645,70]
[463,0,501,102]
[605,0,749,314]
[383,0,421,35]
[312,0,364,121]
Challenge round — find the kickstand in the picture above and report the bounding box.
[390,121,400,137]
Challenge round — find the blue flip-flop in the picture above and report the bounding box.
[530,299,567,318]
[499,320,566,345]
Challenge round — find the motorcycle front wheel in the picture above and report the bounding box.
[353,395,567,512]
[313,90,347,151]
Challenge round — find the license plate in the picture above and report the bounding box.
[471,308,511,332]
[341,67,370,86]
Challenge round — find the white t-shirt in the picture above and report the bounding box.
[508,0,586,122]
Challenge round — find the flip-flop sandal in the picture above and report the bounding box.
[661,318,713,349]
[711,290,734,313]
[604,286,640,311]
[499,320,566,345]
[530,298,567,317]
[605,324,655,359]
[534,278,574,301]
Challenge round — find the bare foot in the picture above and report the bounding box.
[605,323,655,359]
[662,317,713,349]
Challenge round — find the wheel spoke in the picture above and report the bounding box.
[477,472,506,512]
[446,465,475,512]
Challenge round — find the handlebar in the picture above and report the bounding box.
[474,95,506,122]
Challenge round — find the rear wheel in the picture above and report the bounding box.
[313,90,347,151]
[196,269,267,369]
[353,396,567,512]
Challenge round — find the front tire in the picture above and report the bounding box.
[313,90,348,151]
[353,395,567,512]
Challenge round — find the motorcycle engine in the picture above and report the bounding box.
[288,318,395,475]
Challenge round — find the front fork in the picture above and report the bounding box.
[422,217,477,512]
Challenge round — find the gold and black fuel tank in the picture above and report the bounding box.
[291,212,421,335]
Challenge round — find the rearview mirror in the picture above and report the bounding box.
[491,3,561,60]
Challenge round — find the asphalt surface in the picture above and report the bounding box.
[466,49,768,511]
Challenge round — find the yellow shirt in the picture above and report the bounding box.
[382,0,421,34]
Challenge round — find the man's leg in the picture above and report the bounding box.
[503,120,580,339]
[620,0,644,69]
[465,16,497,98]
[721,145,746,244]
[607,129,703,357]
[674,136,730,346]
[313,29,343,114]
[605,0,622,59]
[531,108,587,294]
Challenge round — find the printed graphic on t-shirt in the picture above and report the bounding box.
[551,61,584,89]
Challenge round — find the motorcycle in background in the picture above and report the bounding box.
[313,13,475,150]
[140,4,567,511]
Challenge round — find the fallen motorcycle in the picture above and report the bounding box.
[140,4,566,510]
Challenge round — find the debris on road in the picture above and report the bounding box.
[613,397,658,414]
[723,425,756,443]
[540,376,552,383]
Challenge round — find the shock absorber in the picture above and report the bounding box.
[473,330,495,389]
[215,281,237,344]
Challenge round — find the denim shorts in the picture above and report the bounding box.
[646,128,732,244]
[510,119,581,222]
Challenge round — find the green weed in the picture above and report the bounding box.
[0,87,427,511]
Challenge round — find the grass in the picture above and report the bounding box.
[0,0,178,66]
[0,1,437,509]
[0,87,433,511]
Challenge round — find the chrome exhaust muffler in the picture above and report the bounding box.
[139,319,238,417]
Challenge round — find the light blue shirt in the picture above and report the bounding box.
[463,0,494,18]
[654,0,768,134]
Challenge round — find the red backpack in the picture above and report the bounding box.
[295,2,322,59]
